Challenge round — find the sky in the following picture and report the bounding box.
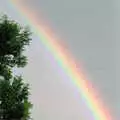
[0,0,118,120]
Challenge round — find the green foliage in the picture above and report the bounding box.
[0,15,33,120]
[0,15,32,68]
[0,76,32,119]
[0,65,12,80]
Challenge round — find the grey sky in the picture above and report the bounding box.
[0,0,118,120]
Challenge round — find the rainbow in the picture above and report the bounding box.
[9,0,112,120]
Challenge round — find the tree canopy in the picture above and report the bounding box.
[0,76,32,120]
[0,15,31,69]
[0,14,32,120]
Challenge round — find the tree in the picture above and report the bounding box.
[0,14,32,120]
[0,76,32,120]
[0,15,31,78]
